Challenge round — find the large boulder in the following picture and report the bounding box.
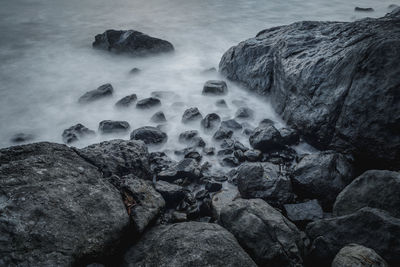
[122,222,257,267]
[0,142,130,266]
[219,199,304,266]
[333,170,400,218]
[332,244,388,267]
[291,151,353,210]
[249,125,283,152]
[98,120,130,134]
[76,139,150,179]
[306,207,400,266]
[219,9,400,169]
[93,30,174,55]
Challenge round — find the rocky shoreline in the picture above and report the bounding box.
[1,8,400,267]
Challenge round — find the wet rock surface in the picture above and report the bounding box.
[136,97,161,109]
[62,123,95,143]
[130,126,168,145]
[332,244,388,267]
[98,120,130,134]
[115,94,137,108]
[78,83,113,103]
[181,107,203,123]
[202,80,228,95]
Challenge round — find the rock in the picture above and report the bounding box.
[332,244,388,267]
[213,127,233,141]
[136,97,161,109]
[203,147,215,155]
[93,30,174,55]
[219,199,304,266]
[244,149,262,162]
[122,222,256,267]
[212,186,239,219]
[150,111,167,123]
[292,151,353,210]
[129,67,140,74]
[184,151,202,162]
[150,90,177,99]
[202,67,217,73]
[279,127,300,145]
[258,118,275,128]
[333,170,400,218]
[155,181,186,208]
[221,119,242,130]
[217,148,234,157]
[115,94,137,108]
[78,83,113,103]
[181,107,203,123]
[232,99,247,107]
[249,125,283,152]
[171,211,187,222]
[77,139,150,179]
[98,120,130,134]
[389,4,399,10]
[355,7,374,12]
[158,158,201,182]
[235,107,254,119]
[219,10,400,169]
[179,130,199,143]
[201,113,221,131]
[149,151,176,174]
[221,156,240,167]
[306,207,400,266]
[10,133,34,143]
[237,162,294,207]
[205,181,222,192]
[220,139,248,152]
[62,123,95,143]
[130,126,167,145]
[234,149,246,162]
[215,99,228,107]
[0,142,129,266]
[284,199,323,224]
[202,80,228,95]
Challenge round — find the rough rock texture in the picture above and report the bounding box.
[98,120,130,134]
[306,207,400,266]
[332,244,388,267]
[76,139,150,179]
[150,111,167,123]
[115,94,137,108]
[249,125,283,152]
[136,97,161,109]
[0,142,130,266]
[93,30,174,55]
[201,113,221,131]
[333,170,400,218]
[78,83,113,103]
[219,199,304,266]
[202,80,228,95]
[130,126,168,145]
[219,9,400,169]
[122,222,257,267]
[62,123,95,143]
[284,199,323,224]
[291,151,353,210]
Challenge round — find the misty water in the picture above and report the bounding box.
[0,0,394,162]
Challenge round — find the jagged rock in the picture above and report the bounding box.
[201,113,221,131]
[244,149,262,162]
[115,94,137,108]
[284,199,323,224]
[355,7,374,12]
[150,111,167,123]
[150,91,177,99]
[130,126,167,145]
[149,152,176,174]
[129,67,140,74]
[62,124,95,143]
[202,80,228,95]
[184,151,202,162]
[203,147,215,155]
[249,125,283,152]
[332,244,388,267]
[212,186,239,219]
[78,83,113,103]
[181,107,203,123]
[219,199,304,266]
[122,222,256,267]
[98,120,130,134]
[0,142,129,266]
[205,181,222,192]
[154,181,186,208]
[221,156,240,167]
[93,30,174,55]
[136,97,161,109]
[333,170,400,218]
[258,119,275,128]
[219,10,400,169]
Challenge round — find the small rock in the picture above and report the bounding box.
[182,107,203,123]
[158,158,201,182]
[136,97,161,109]
[202,67,217,74]
[150,111,167,123]
[98,120,130,134]
[205,181,222,192]
[235,107,254,119]
[258,119,275,128]
[202,80,228,95]
[203,147,215,155]
[215,99,228,107]
[355,7,374,12]
[201,113,221,131]
[171,211,187,222]
[185,151,202,162]
[221,119,242,130]
[221,156,240,167]
[332,244,388,267]
[151,91,177,99]
[244,149,262,162]
[62,123,95,143]
[78,83,113,103]
[130,126,168,145]
[279,127,300,145]
[115,94,137,108]
[155,180,186,208]
[284,199,323,224]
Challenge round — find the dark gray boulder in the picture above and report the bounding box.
[115,94,137,108]
[158,158,201,182]
[136,97,161,109]
[122,222,256,267]
[219,199,304,266]
[284,199,323,224]
[150,111,167,123]
[76,139,150,179]
[235,107,254,119]
[130,126,167,145]
[249,125,283,152]
[0,142,130,266]
[333,170,400,218]
[279,127,300,146]
[292,151,353,210]
[306,207,400,266]
[219,9,400,169]
[62,123,95,143]
[155,180,186,208]
[78,83,113,103]
[201,113,221,131]
[237,162,294,207]
[244,149,262,162]
[202,80,228,95]
[213,127,233,140]
[215,99,228,107]
[93,30,174,56]
[98,120,130,134]
[181,107,203,123]
[332,244,388,267]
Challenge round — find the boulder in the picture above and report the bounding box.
[130,126,167,145]
[150,111,167,123]
[284,199,323,224]
[136,97,161,109]
[202,80,228,95]
[219,199,304,266]
[292,151,353,210]
[78,83,113,103]
[201,113,221,131]
[181,107,203,123]
[212,186,239,219]
[219,9,400,170]
[213,127,233,141]
[306,207,400,266]
[115,94,137,108]
[155,180,186,208]
[62,123,95,143]
[122,222,256,267]
[93,30,174,55]
[333,170,400,218]
[98,120,130,134]
[332,244,388,267]
[244,149,262,162]
[249,125,283,152]
[0,142,129,266]
[237,162,294,207]
[76,139,150,179]
[235,107,254,119]
[158,158,201,182]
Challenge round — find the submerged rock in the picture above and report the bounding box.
[98,120,130,134]
[136,97,161,109]
[93,30,174,55]
[235,107,254,119]
[115,94,137,108]
[130,126,167,145]
[355,7,374,12]
[213,127,233,141]
[150,111,167,123]
[62,123,95,143]
[201,113,221,131]
[181,107,203,123]
[10,133,34,143]
[249,125,283,152]
[78,83,113,103]
[221,119,242,130]
[332,244,388,267]
[202,80,228,95]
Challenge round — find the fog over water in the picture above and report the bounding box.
[0,0,394,157]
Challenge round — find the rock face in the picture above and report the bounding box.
[333,170,400,218]
[332,244,388,267]
[98,120,130,134]
[130,126,167,145]
[78,83,114,103]
[62,123,95,143]
[10,133,34,143]
[77,139,150,179]
[306,207,400,266]
[122,222,256,267]
[291,151,353,210]
[219,199,304,266]
[0,142,130,266]
[219,9,400,169]
[93,30,174,55]
[201,113,221,131]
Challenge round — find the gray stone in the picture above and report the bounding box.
[284,199,323,223]
[249,125,283,152]
[98,120,130,134]
[332,244,388,267]
[78,83,113,103]
[130,126,167,145]
[115,94,137,108]
[150,111,167,123]
[181,107,203,123]
[202,80,228,95]
[62,123,95,143]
